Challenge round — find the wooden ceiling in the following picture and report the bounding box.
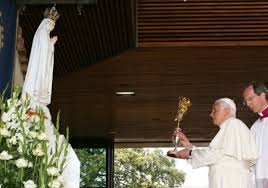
[18,0,268,146]
[50,46,267,145]
[138,0,268,47]
[18,0,136,78]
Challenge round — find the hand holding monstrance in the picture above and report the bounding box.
[167,97,191,157]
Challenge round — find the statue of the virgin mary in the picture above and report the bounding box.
[21,7,80,188]
[22,7,59,117]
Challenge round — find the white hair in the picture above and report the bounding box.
[215,98,236,117]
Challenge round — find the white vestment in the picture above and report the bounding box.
[190,117,258,188]
[22,18,55,106]
[251,117,268,188]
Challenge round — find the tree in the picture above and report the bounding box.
[75,148,106,187]
[114,148,185,188]
[76,148,185,188]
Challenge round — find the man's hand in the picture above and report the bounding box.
[173,128,193,149]
[167,149,191,159]
[175,149,191,159]
[178,131,193,149]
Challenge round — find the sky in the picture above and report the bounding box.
[176,158,208,188]
[150,147,209,188]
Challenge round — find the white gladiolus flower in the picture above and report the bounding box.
[21,113,27,121]
[29,131,38,139]
[24,126,30,135]
[8,107,16,114]
[7,99,12,107]
[37,132,48,141]
[22,106,28,113]
[48,179,62,188]
[47,167,59,176]
[15,133,24,143]
[12,99,18,105]
[32,148,44,156]
[0,128,11,137]
[7,136,17,145]
[5,122,12,129]
[23,180,37,188]
[28,162,33,168]
[1,112,11,122]
[22,121,29,127]
[11,113,17,121]
[22,121,30,128]
[15,99,22,107]
[32,144,44,156]
[17,144,23,153]
[0,151,13,160]
[6,121,19,129]
[15,158,28,168]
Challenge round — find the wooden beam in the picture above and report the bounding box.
[15,0,97,5]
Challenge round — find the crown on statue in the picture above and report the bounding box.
[44,6,60,21]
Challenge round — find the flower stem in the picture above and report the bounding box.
[33,156,38,179]
[4,161,6,174]
[20,168,23,183]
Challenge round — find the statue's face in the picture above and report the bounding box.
[47,20,55,31]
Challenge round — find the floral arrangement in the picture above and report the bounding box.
[0,87,69,188]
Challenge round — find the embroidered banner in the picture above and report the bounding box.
[0,0,16,97]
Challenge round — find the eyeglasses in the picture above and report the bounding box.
[243,94,258,106]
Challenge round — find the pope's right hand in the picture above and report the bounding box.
[177,130,193,149]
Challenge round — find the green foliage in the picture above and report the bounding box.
[76,148,185,188]
[75,148,106,187]
[114,148,185,188]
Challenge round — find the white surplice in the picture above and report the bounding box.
[189,117,258,188]
[251,117,268,188]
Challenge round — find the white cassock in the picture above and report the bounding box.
[251,116,268,188]
[22,18,55,106]
[189,117,258,188]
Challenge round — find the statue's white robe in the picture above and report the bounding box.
[22,17,80,188]
[189,117,258,188]
[22,18,54,106]
[251,117,268,188]
[45,119,80,188]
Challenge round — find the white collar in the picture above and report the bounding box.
[219,117,235,129]
[258,105,268,117]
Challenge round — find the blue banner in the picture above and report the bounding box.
[0,0,16,97]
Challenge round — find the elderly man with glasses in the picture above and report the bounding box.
[168,98,258,188]
[244,81,268,188]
